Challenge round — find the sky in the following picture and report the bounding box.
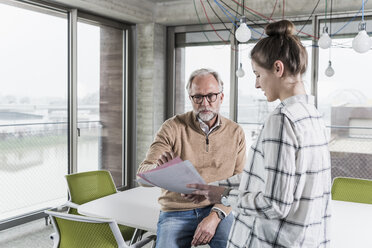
[0,3,99,100]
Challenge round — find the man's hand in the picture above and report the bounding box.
[187,184,226,204]
[191,212,221,246]
[156,151,174,166]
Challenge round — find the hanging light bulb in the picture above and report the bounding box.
[318,26,332,49]
[352,22,372,53]
[325,61,335,77]
[236,63,245,78]
[235,17,251,43]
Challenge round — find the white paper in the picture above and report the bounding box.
[137,158,206,194]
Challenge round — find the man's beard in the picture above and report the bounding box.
[195,107,217,122]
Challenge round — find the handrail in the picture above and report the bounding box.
[238,122,372,130]
[0,120,101,128]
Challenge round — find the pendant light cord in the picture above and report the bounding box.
[325,0,328,27]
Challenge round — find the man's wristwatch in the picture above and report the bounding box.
[211,208,225,220]
[221,187,232,207]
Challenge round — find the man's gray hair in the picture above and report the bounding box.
[186,68,224,94]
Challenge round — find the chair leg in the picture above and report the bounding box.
[129,229,145,245]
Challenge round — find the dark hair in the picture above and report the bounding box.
[250,20,308,76]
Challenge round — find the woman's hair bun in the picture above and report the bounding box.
[265,20,295,37]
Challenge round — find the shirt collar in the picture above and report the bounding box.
[197,114,221,135]
[280,94,314,107]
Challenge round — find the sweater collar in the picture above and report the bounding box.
[191,111,222,133]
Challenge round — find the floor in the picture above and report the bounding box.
[0,218,209,248]
[0,218,54,248]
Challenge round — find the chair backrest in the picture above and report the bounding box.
[45,210,126,248]
[331,177,372,204]
[65,170,117,214]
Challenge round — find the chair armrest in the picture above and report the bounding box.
[130,235,156,248]
[63,201,80,209]
[49,232,57,240]
[49,232,60,248]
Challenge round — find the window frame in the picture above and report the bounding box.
[0,0,135,231]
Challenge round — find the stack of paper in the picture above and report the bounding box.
[137,157,206,194]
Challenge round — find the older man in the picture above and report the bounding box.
[137,68,246,248]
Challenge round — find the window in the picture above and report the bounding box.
[77,20,126,187]
[0,1,130,227]
[174,27,233,117]
[181,45,231,117]
[318,28,372,180]
[0,2,68,222]
[237,38,313,147]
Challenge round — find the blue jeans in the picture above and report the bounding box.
[155,206,233,248]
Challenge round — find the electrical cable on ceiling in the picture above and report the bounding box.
[330,0,333,36]
[194,0,370,46]
[216,0,262,37]
[193,0,212,42]
[296,0,321,35]
[270,0,279,20]
[219,0,266,29]
[214,0,239,27]
[230,0,316,38]
[206,0,236,36]
[258,0,279,39]
[332,0,369,36]
[230,0,270,21]
[199,0,231,45]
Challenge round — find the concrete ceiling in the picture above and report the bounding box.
[51,0,371,25]
[145,0,181,2]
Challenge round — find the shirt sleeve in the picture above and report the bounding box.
[211,126,246,188]
[136,120,175,185]
[227,113,298,219]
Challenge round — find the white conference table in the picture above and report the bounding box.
[331,200,372,248]
[78,187,372,247]
[78,186,161,233]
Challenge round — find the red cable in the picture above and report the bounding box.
[269,0,278,20]
[200,0,240,50]
[199,0,229,44]
[259,0,278,39]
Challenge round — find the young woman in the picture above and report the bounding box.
[186,20,331,247]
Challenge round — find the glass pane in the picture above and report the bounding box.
[318,37,372,180]
[77,21,125,187]
[176,45,231,118]
[237,39,312,147]
[318,37,372,125]
[0,3,68,221]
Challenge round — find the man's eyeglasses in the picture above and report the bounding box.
[190,92,222,104]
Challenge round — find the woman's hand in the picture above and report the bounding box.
[185,184,226,204]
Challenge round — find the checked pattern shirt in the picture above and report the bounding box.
[219,95,331,248]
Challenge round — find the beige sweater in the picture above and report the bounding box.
[137,111,246,215]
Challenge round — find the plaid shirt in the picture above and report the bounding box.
[219,95,331,248]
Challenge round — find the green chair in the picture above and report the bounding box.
[331,177,372,204]
[45,210,156,248]
[65,170,136,241]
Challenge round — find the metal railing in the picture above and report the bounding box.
[0,121,102,226]
[239,122,372,180]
